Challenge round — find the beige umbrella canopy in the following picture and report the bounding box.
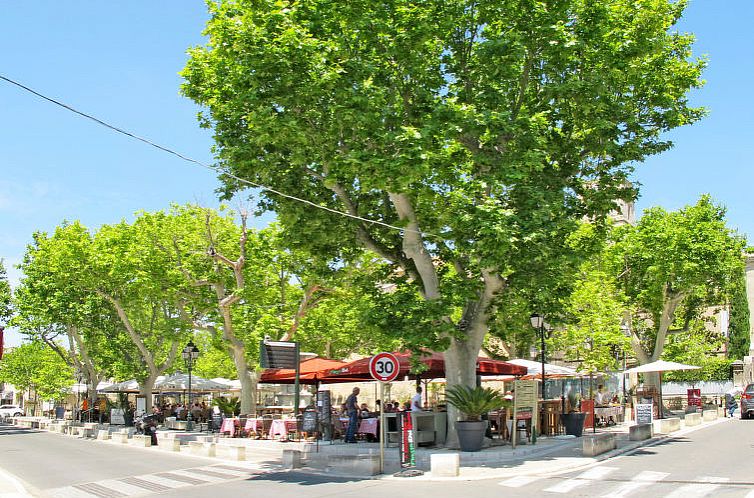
[625,360,700,419]
[624,360,700,375]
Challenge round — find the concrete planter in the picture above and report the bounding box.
[455,421,486,452]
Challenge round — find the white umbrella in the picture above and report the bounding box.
[212,378,242,390]
[100,379,141,392]
[624,360,700,419]
[155,373,230,391]
[507,358,581,377]
[624,360,700,375]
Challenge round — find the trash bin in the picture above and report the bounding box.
[55,406,66,419]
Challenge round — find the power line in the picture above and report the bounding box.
[0,74,438,239]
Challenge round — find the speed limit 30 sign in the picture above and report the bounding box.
[369,352,400,382]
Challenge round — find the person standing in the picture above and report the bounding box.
[411,386,423,412]
[345,387,360,443]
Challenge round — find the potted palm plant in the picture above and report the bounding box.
[560,390,586,437]
[445,385,507,452]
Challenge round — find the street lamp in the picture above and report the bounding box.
[619,323,631,412]
[182,340,200,431]
[530,314,552,400]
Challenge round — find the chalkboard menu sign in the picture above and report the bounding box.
[212,414,223,431]
[302,409,318,433]
[636,402,653,425]
[316,390,331,424]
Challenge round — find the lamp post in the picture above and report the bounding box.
[530,314,551,399]
[620,324,631,414]
[182,340,200,431]
[530,314,552,445]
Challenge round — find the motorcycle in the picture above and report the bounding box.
[134,413,159,445]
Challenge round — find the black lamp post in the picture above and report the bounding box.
[529,314,551,399]
[182,340,200,431]
[620,323,631,412]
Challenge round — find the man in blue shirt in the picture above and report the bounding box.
[345,387,360,443]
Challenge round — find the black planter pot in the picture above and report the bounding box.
[560,412,586,437]
[455,420,487,452]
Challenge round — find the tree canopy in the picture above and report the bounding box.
[608,195,745,366]
[182,0,706,414]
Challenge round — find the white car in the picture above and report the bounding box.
[0,405,23,417]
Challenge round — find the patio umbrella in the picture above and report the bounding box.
[506,358,582,379]
[624,360,700,419]
[99,379,141,393]
[316,351,527,383]
[260,357,349,385]
[155,373,230,391]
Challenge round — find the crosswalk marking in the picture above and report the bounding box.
[663,476,729,498]
[87,480,145,497]
[499,475,542,488]
[601,470,669,498]
[45,463,268,498]
[544,466,617,493]
[73,482,126,498]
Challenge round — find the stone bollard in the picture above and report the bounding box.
[159,438,181,452]
[582,433,617,457]
[97,430,111,441]
[702,409,718,422]
[218,445,246,461]
[684,412,702,427]
[652,417,681,434]
[112,431,129,444]
[282,449,303,469]
[431,453,460,477]
[188,441,216,457]
[629,423,653,441]
[130,435,152,447]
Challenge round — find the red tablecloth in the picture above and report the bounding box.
[340,417,379,437]
[270,419,297,438]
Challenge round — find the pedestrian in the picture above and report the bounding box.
[411,386,423,412]
[345,387,360,443]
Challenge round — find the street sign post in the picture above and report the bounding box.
[369,352,400,474]
[368,352,400,382]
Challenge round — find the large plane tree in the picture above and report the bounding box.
[182,0,706,439]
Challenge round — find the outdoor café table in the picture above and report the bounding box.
[220,418,239,437]
[594,406,622,426]
[340,417,379,438]
[244,418,264,434]
[269,419,297,438]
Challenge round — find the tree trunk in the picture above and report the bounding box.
[230,343,257,415]
[140,376,156,413]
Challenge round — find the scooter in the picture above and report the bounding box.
[134,413,159,445]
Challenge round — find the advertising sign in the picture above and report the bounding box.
[687,388,701,409]
[636,402,653,425]
[512,380,538,448]
[397,411,416,468]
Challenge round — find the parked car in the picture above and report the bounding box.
[740,384,754,419]
[0,404,23,417]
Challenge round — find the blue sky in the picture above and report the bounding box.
[1,1,752,346]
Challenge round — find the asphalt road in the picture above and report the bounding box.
[2,418,753,498]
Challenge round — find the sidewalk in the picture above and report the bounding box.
[0,412,732,492]
[391,414,733,481]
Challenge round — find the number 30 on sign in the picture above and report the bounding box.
[369,352,400,382]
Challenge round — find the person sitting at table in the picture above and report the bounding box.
[595,385,611,407]
[360,403,371,418]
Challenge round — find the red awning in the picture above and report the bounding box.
[316,351,526,383]
[260,357,348,384]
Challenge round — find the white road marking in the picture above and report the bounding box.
[663,476,729,498]
[91,479,146,495]
[133,473,186,489]
[544,466,617,493]
[499,475,542,488]
[46,487,98,498]
[602,470,669,498]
